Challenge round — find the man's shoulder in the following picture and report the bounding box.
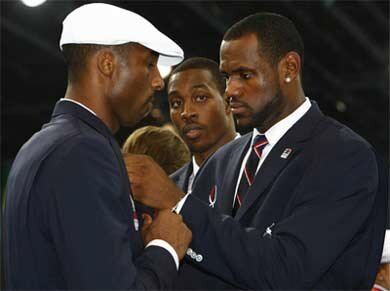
[170,161,191,181]
[314,115,374,153]
[16,114,111,168]
[211,132,251,160]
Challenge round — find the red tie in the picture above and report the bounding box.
[233,134,268,216]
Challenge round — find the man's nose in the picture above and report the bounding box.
[180,101,197,121]
[152,69,165,91]
[225,77,242,100]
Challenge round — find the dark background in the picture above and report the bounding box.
[1,0,389,193]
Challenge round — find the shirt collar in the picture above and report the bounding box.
[373,284,389,291]
[252,97,311,146]
[60,98,97,116]
[191,156,200,177]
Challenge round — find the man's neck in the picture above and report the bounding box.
[64,86,119,133]
[194,129,237,166]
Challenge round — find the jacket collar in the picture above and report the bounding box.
[51,100,113,140]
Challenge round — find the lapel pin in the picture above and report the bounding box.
[263,222,275,238]
[280,148,293,159]
[208,185,217,208]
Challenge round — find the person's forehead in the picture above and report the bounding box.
[169,69,217,91]
[131,43,158,58]
[220,37,262,71]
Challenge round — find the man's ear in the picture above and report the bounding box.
[278,51,301,84]
[376,264,386,282]
[223,95,232,115]
[96,49,116,78]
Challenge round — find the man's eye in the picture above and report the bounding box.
[195,95,207,102]
[241,72,253,80]
[170,100,182,109]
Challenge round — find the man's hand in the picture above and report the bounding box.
[124,154,185,209]
[141,210,192,260]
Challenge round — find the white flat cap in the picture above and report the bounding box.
[381,229,390,263]
[59,3,184,66]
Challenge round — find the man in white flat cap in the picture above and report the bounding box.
[373,230,390,291]
[3,3,191,290]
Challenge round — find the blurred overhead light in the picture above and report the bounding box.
[336,100,347,112]
[158,65,172,79]
[20,0,47,7]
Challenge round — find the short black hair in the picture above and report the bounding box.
[62,43,133,82]
[169,57,226,95]
[223,12,304,67]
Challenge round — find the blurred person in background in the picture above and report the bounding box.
[122,125,190,175]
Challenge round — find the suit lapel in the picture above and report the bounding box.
[217,135,252,215]
[180,162,193,192]
[235,140,302,219]
[235,102,325,219]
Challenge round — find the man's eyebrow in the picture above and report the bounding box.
[220,66,254,75]
[232,67,254,73]
[167,90,180,97]
[190,84,209,90]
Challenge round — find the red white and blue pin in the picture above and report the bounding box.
[280,148,293,159]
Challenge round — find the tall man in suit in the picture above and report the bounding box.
[168,57,237,194]
[126,12,388,290]
[3,3,192,290]
[168,57,239,289]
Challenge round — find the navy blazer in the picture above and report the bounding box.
[171,161,193,193]
[179,102,388,290]
[171,162,238,290]
[3,101,177,290]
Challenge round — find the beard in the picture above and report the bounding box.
[251,89,284,131]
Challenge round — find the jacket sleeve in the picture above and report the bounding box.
[181,140,381,289]
[41,136,177,290]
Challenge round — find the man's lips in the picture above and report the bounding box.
[230,102,248,115]
[182,124,203,140]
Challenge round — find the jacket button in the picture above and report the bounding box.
[190,251,197,259]
[196,254,203,262]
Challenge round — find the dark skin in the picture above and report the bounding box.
[64,43,164,132]
[375,263,390,290]
[125,33,306,210]
[168,68,236,166]
[64,43,192,259]
[220,33,305,133]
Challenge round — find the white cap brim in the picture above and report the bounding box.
[59,3,184,66]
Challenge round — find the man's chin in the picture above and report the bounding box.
[188,141,209,155]
[236,116,253,129]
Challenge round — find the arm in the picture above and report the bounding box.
[125,143,382,289]
[46,137,188,289]
[182,143,380,289]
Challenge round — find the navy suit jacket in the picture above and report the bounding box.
[179,102,388,289]
[171,163,238,290]
[171,161,193,194]
[3,101,177,290]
